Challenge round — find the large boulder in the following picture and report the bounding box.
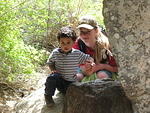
[63,80,133,113]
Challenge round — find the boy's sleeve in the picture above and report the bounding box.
[78,51,92,64]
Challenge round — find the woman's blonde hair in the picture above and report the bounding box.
[94,27,110,64]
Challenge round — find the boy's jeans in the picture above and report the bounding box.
[45,73,73,96]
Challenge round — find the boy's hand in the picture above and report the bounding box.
[81,60,95,70]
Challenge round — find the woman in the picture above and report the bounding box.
[73,15,118,80]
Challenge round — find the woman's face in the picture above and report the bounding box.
[79,28,97,46]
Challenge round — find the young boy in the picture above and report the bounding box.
[44,26,93,107]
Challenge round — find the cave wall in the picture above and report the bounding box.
[103,0,150,113]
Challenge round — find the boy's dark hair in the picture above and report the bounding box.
[57,26,77,41]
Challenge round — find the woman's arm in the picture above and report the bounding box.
[93,63,118,73]
[93,55,118,73]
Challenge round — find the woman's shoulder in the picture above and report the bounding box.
[72,48,89,56]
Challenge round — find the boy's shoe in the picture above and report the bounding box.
[44,94,55,107]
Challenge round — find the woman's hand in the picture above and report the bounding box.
[80,60,95,76]
[92,63,118,72]
[92,63,104,72]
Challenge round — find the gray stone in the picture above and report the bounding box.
[63,80,133,113]
[13,87,64,113]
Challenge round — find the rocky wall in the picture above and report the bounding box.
[103,0,150,113]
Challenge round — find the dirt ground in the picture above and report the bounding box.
[0,66,50,113]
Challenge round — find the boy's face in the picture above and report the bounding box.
[59,37,75,53]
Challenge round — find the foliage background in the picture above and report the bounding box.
[0,0,104,82]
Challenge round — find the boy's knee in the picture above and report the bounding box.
[45,73,61,86]
[76,73,84,81]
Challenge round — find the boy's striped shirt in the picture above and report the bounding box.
[47,48,91,81]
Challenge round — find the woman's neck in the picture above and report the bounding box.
[85,40,96,49]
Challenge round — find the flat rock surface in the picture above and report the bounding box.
[14,87,64,113]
